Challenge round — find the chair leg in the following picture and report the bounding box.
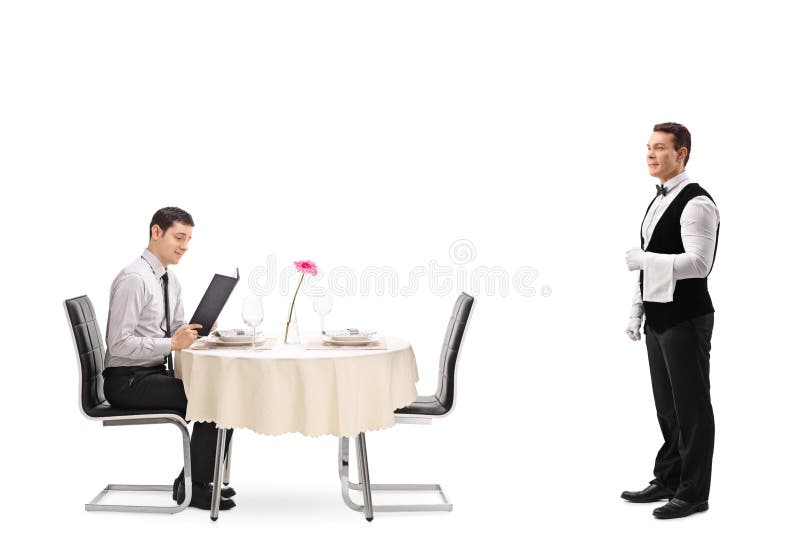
[337,435,453,515]
[86,417,193,514]
[339,436,362,512]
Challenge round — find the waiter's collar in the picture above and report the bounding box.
[659,170,689,195]
[142,248,167,279]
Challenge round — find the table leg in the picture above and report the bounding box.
[223,436,232,486]
[355,432,374,522]
[210,428,227,521]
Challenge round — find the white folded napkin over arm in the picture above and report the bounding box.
[643,252,676,303]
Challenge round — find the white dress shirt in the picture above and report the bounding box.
[105,248,186,368]
[630,171,720,318]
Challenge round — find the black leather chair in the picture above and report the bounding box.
[338,292,475,520]
[64,295,193,513]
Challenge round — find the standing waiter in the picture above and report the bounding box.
[621,123,720,519]
[103,207,236,511]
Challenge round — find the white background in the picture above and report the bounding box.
[2,1,799,532]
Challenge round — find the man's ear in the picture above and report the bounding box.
[677,146,688,165]
[150,224,162,241]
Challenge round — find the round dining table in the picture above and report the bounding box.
[174,335,420,520]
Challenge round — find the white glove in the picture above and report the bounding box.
[625,317,642,341]
[625,248,645,271]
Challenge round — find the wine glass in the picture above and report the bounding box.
[312,294,333,335]
[242,296,264,350]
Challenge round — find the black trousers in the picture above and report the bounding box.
[102,364,233,484]
[645,312,715,502]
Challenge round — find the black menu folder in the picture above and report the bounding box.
[190,268,240,337]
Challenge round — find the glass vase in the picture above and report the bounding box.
[284,308,301,344]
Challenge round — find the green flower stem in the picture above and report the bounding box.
[284,272,305,342]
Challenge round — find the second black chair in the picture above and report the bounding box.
[338,292,475,521]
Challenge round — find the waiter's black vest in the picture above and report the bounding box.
[640,182,719,333]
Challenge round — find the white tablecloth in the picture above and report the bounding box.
[175,337,419,437]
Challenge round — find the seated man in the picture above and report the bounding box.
[102,206,236,511]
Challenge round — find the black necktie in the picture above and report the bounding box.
[162,272,174,377]
[656,184,667,196]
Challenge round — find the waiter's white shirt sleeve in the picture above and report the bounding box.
[630,278,644,319]
[642,196,720,303]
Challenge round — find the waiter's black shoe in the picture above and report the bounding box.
[175,479,236,511]
[173,472,236,500]
[653,498,709,519]
[621,484,675,503]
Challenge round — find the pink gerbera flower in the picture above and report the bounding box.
[293,260,318,276]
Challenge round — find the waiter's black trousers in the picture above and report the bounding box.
[102,365,233,484]
[645,312,715,502]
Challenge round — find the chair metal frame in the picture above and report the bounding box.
[65,297,194,513]
[337,296,475,521]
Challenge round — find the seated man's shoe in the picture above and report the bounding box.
[173,471,236,500]
[621,483,675,503]
[173,472,182,501]
[653,498,708,519]
[176,479,236,511]
[214,484,237,498]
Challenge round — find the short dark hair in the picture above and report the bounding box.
[653,122,691,166]
[149,207,194,240]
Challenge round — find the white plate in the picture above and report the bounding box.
[215,329,263,342]
[322,336,376,346]
[325,330,377,342]
[328,336,373,342]
[216,335,261,343]
[204,337,269,346]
